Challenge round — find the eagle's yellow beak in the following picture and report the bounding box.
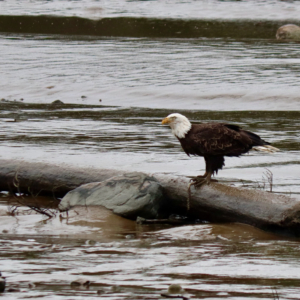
[161,117,170,125]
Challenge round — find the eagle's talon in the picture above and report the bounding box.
[189,175,206,183]
[191,176,217,188]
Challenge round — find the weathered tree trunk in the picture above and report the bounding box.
[155,174,300,234]
[0,159,119,197]
[0,159,300,234]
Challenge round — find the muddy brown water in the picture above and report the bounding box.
[1,200,300,300]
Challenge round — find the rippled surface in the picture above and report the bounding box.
[1,204,300,299]
[1,10,300,299]
[1,0,300,20]
[0,104,299,195]
[1,35,300,110]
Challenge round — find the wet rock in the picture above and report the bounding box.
[50,99,64,106]
[125,234,135,239]
[28,282,35,288]
[168,284,185,294]
[59,172,164,219]
[85,239,96,246]
[161,284,188,299]
[0,273,6,293]
[70,278,90,287]
[97,289,105,295]
[276,24,300,41]
[81,95,87,99]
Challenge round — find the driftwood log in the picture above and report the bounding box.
[0,159,300,235]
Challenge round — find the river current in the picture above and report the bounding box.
[1,35,300,110]
[2,0,300,20]
[1,1,300,299]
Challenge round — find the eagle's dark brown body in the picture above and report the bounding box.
[178,123,270,175]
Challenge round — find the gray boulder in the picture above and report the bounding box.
[59,172,164,219]
[276,24,300,41]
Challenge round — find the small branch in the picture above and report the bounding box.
[263,168,274,193]
[6,171,58,218]
[26,205,56,218]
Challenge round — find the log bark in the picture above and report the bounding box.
[155,174,300,234]
[0,159,119,197]
[0,159,300,234]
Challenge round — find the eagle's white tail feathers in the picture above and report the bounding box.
[252,145,279,153]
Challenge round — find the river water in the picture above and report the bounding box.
[1,35,300,111]
[1,1,300,299]
[2,0,300,20]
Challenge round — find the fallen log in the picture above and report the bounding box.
[0,159,300,235]
[155,174,300,234]
[0,159,119,197]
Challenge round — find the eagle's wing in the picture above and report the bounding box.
[188,123,253,156]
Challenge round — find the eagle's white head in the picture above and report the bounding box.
[161,113,192,139]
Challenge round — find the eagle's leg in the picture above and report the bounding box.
[193,172,208,180]
[189,171,217,185]
[187,172,207,180]
[187,156,223,210]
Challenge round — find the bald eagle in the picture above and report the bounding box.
[162,113,278,187]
